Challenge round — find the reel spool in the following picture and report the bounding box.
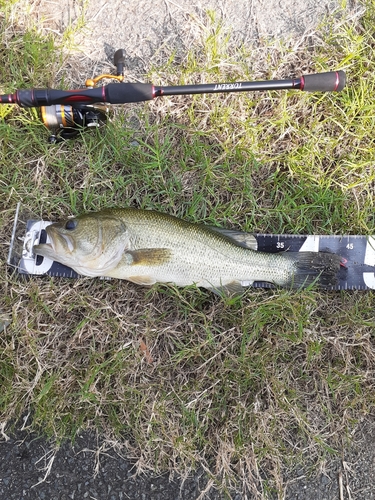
[40,104,107,143]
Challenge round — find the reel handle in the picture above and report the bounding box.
[114,49,126,77]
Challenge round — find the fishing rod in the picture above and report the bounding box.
[0,49,346,143]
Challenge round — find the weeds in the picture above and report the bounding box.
[1,1,375,498]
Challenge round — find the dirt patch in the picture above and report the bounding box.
[33,0,347,77]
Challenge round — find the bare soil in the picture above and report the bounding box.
[33,0,343,77]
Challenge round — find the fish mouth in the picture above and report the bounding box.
[33,226,74,261]
[44,225,75,254]
[33,241,56,260]
[31,225,54,259]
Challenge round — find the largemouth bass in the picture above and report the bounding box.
[33,208,342,294]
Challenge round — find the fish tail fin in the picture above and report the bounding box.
[283,251,343,289]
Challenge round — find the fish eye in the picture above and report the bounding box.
[65,219,77,231]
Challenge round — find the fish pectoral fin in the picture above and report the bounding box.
[204,226,258,250]
[127,275,157,286]
[209,280,248,297]
[126,248,172,266]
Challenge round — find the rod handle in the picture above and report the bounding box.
[105,83,154,103]
[2,84,155,107]
[301,71,346,92]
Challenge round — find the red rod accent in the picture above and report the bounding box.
[0,94,13,103]
[334,71,340,91]
[63,95,94,103]
[300,76,305,91]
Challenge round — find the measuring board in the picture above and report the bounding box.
[7,215,375,291]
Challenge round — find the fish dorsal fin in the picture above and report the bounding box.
[204,226,258,250]
[127,248,172,266]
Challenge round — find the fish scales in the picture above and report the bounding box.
[119,209,293,287]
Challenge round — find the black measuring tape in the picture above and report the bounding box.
[14,220,375,291]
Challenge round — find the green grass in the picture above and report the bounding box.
[1,1,375,498]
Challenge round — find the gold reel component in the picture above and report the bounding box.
[41,105,76,129]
